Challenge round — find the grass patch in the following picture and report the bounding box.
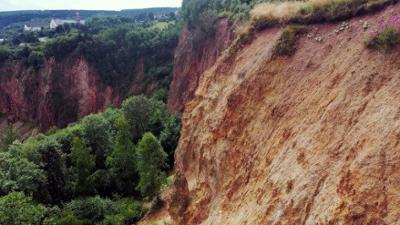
[229,26,256,55]
[366,27,400,51]
[273,25,307,57]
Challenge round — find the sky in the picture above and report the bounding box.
[0,0,183,11]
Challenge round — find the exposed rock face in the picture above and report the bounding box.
[168,18,234,112]
[170,4,400,225]
[0,55,155,131]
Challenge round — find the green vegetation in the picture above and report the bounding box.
[0,10,179,94]
[0,192,47,225]
[70,137,95,195]
[272,25,307,57]
[136,133,167,198]
[0,95,180,224]
[366,27,400,51]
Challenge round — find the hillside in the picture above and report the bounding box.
[144,2,400,225]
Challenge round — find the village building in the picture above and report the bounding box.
[49,19,85,29]
[50,12,85,29]
[24,22,49,32]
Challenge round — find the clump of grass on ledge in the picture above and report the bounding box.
[272,25,307,57]
[229,26,256,55]
[366,27,400,51]
[251,0,397,31]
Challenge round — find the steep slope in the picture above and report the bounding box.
[0,55,159,131]
[168,18,234,111]
[167,4,400,225]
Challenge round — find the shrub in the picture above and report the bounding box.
[272,25,307,57]
[366,27,400,51]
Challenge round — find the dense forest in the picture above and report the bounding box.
[0,8,179,95]
[0,7,183,225]
[0,95,180,224]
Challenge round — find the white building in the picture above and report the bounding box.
[24,23,48,32]
[50,19,85,29]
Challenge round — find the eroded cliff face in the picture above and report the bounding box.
[168,18,234,112]
[167,4,400,225]
[0,55,156,131]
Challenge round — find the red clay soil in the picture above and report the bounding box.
[155,4,400,225]
[167,18,234,112]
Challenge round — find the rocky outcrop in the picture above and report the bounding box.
[0,55,157,131]
[167,18,234,112]
[167,4,400,225]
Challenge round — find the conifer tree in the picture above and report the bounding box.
[136,132,167,198]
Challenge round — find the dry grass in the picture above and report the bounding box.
[227,0,396,55]
[251,1,306,23]
[250,0,395,30]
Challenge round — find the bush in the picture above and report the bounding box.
[366,27,400,52]
[272,25,307,57]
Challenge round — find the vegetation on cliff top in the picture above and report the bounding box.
[0,12,179,95]
[0,95,180,224]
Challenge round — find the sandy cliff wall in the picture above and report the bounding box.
[168,18,234,112]
[167,4,400,225]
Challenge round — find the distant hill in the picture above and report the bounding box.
[0,8,178,28]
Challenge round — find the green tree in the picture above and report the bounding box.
[27,51,45,70]
[71,137,95,196]
[122,95,157,141]
[159,114,181,168]
[106,116,138,196]
[81,114,112,169]
[136,132,167,198]
[99,198,144,225]
[0,46,11,63]
[0,146,45,195]
[64,196,116,224]
[37,140,71,204]
[0,192,47,225]
[0,125,19,151]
